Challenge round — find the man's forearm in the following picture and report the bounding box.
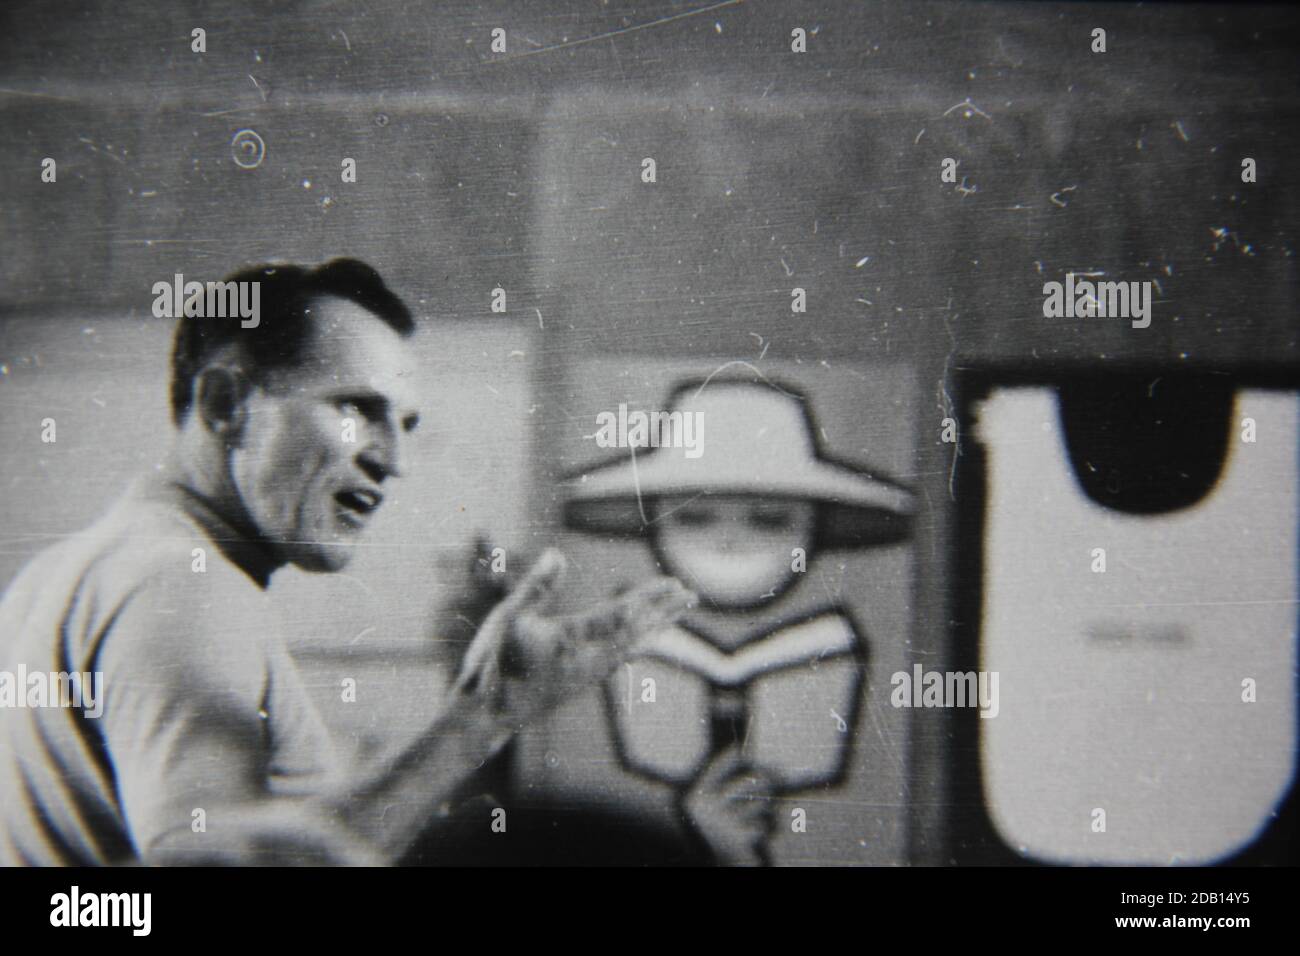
[329,683,514,863]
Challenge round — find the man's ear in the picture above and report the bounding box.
[194,366,252,440]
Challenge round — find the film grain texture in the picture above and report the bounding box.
[0,0,1296,871]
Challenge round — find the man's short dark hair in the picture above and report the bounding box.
[169,258,415,426]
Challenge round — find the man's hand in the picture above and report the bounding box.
[455,549,695,728]
[682,747,777,866]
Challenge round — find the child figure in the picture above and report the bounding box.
[565,378,914,864]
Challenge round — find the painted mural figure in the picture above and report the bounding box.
[566,378,914,863]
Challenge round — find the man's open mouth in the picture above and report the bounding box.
[335,489,384,522]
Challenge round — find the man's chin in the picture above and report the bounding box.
[290,542,356,574]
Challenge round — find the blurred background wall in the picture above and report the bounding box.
[1,0,1296,863]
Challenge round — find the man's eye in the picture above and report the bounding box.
[336,401,361,417]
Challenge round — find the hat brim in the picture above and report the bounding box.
[562,453,914,550]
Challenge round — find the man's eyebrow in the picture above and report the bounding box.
[329,391,390,414]
[329,391,421,431]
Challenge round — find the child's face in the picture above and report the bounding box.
[652,495,817,608]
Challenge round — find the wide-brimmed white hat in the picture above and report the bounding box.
[563,378,914,549]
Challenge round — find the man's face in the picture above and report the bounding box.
[229,295,422,572]
[652,495,817,609]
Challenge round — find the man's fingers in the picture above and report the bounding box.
[539,577,694,683]
[465,568,692,709]
[570,577,695,648]
[455,553,563,691]
[503,548,566,615]
[635,578,697,632]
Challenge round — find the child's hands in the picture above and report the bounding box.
[682,746,777,866]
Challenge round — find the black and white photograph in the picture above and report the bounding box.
[0,0,1296,934]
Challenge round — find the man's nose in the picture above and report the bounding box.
[357,425,404,482]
